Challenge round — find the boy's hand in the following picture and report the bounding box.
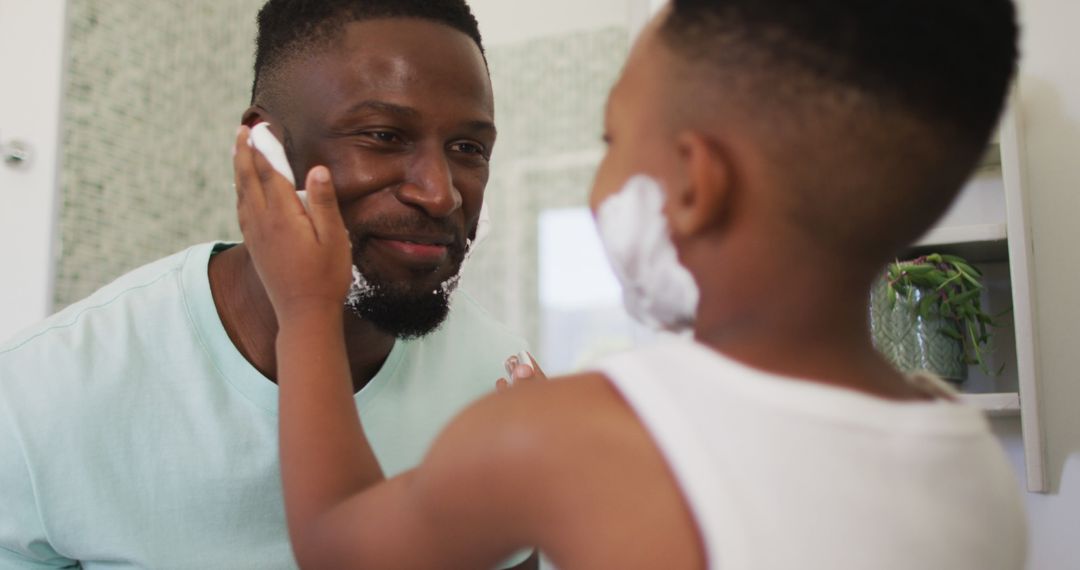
[233,126,352,321]
[496,352,547,392]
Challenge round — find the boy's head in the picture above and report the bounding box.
[593,0,1018,269]
[244,0,494,339]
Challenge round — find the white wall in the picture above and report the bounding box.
[999,0,1080,568]
[0,0,66,342]
[469,0,651,46]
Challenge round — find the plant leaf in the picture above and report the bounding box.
[918,292,936,319]
[949,288,982,306]
[941,324,964,340]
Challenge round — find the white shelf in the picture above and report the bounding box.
[999,95,1046,492]
[978,141,1002,170]
[891,97,1046,492]
[959,392,1021,416]
[915,223,1007,247]
[905,223,1009,262]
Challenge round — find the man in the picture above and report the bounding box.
[236,0,1027,568]
[0,1,536,568]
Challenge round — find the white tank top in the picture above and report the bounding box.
[593,340,1027,570]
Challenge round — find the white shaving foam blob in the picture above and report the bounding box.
[345,265,376,307]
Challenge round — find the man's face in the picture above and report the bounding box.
[268,19,495,338]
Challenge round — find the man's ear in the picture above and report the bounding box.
[241,106,289,153]
[241,105,273,128]
[668,131,731,237]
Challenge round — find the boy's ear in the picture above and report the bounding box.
[668,131,731,238]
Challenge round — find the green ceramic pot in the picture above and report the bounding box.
[869,277,967,383]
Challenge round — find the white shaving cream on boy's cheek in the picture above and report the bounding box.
[595,174,699,331]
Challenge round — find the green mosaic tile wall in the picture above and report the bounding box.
[55,0,262,307]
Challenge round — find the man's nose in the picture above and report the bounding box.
[395,151,461,219]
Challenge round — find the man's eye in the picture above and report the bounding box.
[365,131,403,144]
[451,142,487,156]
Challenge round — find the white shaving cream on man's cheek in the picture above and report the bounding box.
[291,164,488,307]
[248,123,490,308]
[345,265,376,307]
[345,210,484,308]
[595,175,699,331]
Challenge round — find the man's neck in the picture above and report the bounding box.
[208,244,396,393]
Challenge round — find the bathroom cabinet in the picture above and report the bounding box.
[898,99,1046,492]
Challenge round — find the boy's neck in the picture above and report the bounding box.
[690,249,932,401]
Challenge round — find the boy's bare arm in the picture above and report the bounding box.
[275,307,541,569]
[285,386,551,568]
[233,126,380,554]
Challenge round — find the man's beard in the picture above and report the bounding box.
[343,215,469,340]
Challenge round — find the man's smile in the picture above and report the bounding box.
[346,212,466,271]
[369,235,452,264]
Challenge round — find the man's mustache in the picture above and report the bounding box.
[347,214,469,254]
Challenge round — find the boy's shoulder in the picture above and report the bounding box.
[462,373,659,493]
[441,374,705,568]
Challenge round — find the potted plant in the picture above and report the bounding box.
[869,253,1001,383]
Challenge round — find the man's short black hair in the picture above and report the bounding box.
[252,0,485,104]
[658,0,1020,260]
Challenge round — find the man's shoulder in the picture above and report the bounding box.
[429,291,529,354]
[446,291,522,335]
[390,291,528,394]
[0,243,213,359]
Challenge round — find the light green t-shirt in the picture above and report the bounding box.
[0,243,529,569]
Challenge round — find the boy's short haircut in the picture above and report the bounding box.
[659,0,1019,259]
[252,0,485,105]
